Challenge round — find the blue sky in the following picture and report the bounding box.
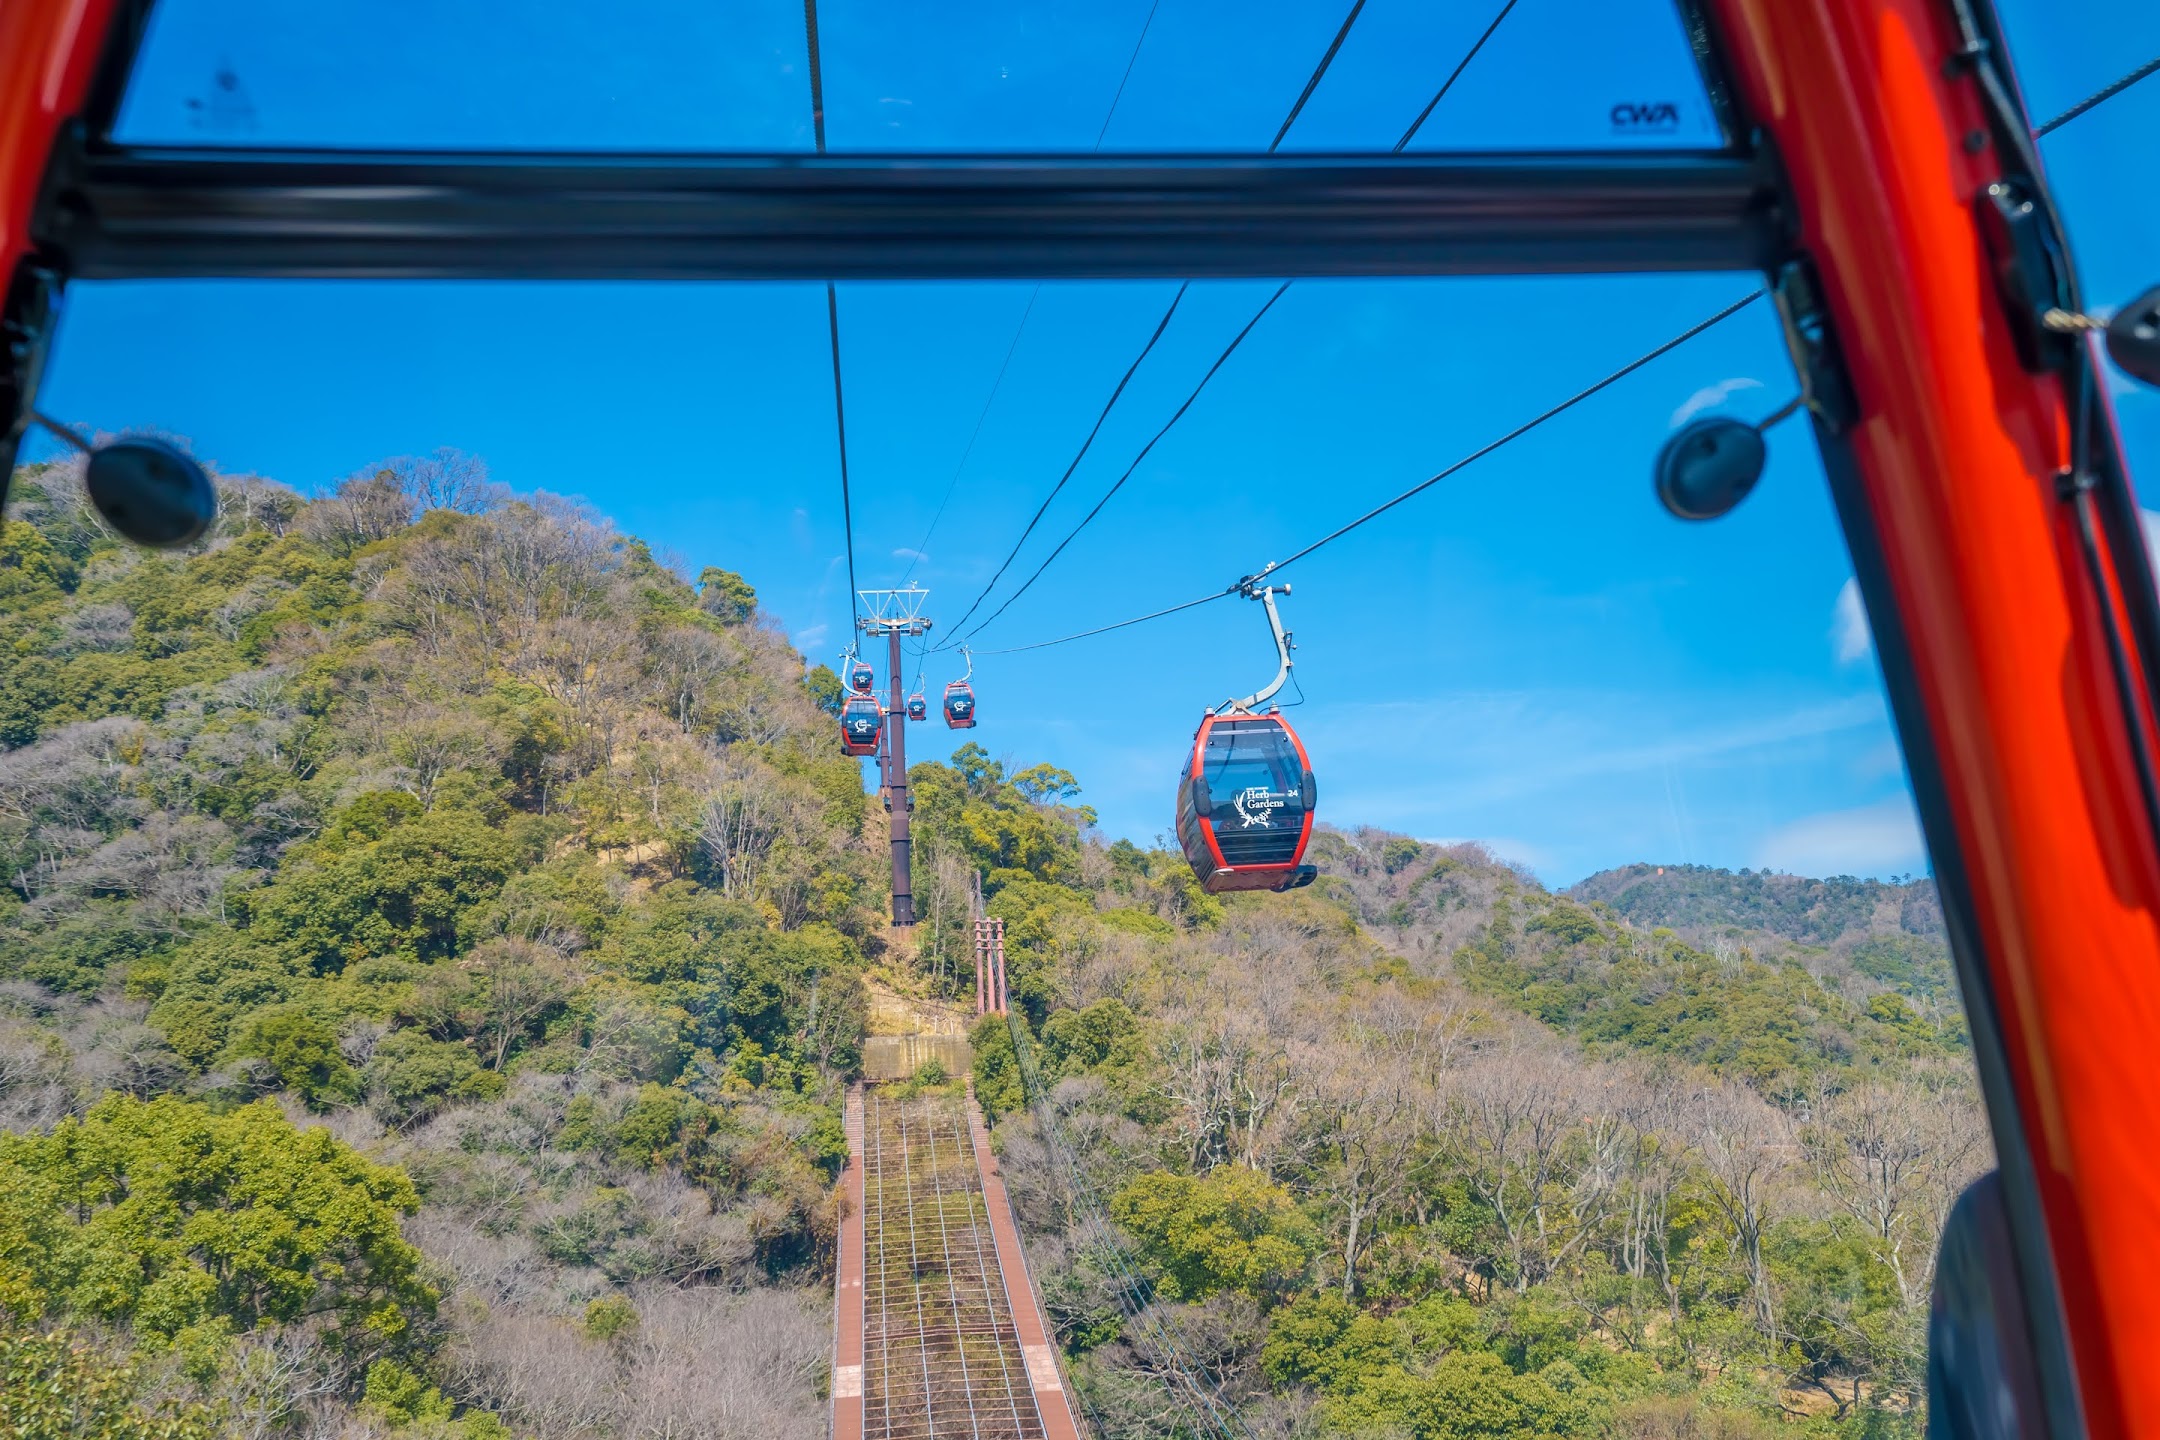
[27,0,2159,884]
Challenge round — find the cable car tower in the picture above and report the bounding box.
[859,586,932,926]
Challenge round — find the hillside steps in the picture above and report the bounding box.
[832,1083,1082,1440]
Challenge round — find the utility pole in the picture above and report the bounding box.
[858,587,931,927]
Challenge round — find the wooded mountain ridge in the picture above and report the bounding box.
[0,452,1981,1440]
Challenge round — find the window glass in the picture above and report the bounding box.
[6,270,2004,1437]
[112,0,1723,152]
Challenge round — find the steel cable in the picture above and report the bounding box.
[945,0,1372,649]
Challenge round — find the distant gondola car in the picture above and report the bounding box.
[848,660,875,694]
[907,691,928,722]
[1173,582,1316,893]
[943,680,977,729]
[839,694,883,755]
[1175,711,1317,893]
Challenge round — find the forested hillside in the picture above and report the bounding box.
[0,451,1984,1440]
[0,456,865,1438]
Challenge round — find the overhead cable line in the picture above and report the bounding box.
[942,284,1192,636]
[974,589,1230,656]
[910,4,1170,585]
[953,0,1515,647]
[957,283,1292,642]
[802,0,861,634]
[1393,0,1518,151]
[1095,0,1166,149]
[1270,0,1369,150]
[985,290,1764,654]
[941,0,1365,647]
[2036,52,2160,136]
[1251,289,1764,582]
[969,35,2147,657]
[900,288,1040,585]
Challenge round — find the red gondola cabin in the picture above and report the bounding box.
[1174,711,1316,893]
[943,680,976,729]
[839,694,882,756]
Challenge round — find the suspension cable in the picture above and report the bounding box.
[901,288,1040,586]
[908,6,1175,589]
[973,589,1232,656]
[943,284,1191,636]
[956,284,1291,644]
[944,0,1371,648]
[983,290,1763,655]
[804,0,859,635]
[1393,0,1518,151]
[1271,0,1368,150]
[826,285,862,636]
[2036,52,2159,136]
[1096,0,1166,149]
[1251,290,1763,582]
[952,0,1518,647]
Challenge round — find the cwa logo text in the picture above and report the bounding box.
[1610,102,1680,132]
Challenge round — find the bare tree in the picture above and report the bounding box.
[1692,1079,1790,1343]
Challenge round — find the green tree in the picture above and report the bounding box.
[0,1095,435,1360]
[804,664,846,717]
[696,566,757,624]
[1110,1168,1315,1302]
[233,1006,360,1108]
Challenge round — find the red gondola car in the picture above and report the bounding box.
[1174,583,1316,893]
[1174,710,1316,893]
[838,694,882,756]
[848,660,875,694]
[906,691,928,722]
[943,680,976,729]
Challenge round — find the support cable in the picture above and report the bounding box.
[944,0,1372,648]
[976,5,2160,670]
[1392,0,1518,151]
[1270,0,1368,150]
[1096,0,1166,149]
[973,589,1232,656]
[951,0,1515,647]
[804,0,860,636]
[907,1,1167,585]
[942,285,1191,636]
[827,284,862,636]
[956,283,1292,643]
[1250,289,1763,581]
[900,288,1039,586]
[2036,52,2160,136]
[981,290,1762,654]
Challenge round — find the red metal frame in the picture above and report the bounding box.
[1705,1,2160,1433]
[0,0,113,283]
[1180,711,1317,892]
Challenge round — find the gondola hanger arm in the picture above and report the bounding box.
[1220,582,1294,715]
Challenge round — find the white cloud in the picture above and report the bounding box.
[1755,797,1924,877]
[1832,577,1872,664]
[1670,377,1762,429]
[892,547,928,562]
[794,624,829,649]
